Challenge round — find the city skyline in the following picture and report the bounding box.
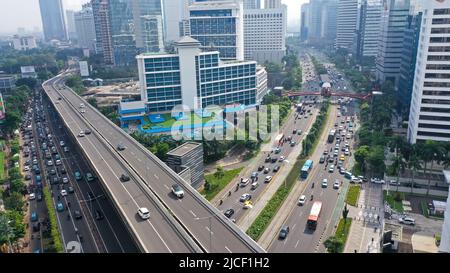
[0,0,307,35]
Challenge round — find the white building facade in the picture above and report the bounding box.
[407,0,450,143]
[358,0,382,57]
[336,0,359,49]
[74,4,96,50]
[12,35,38,51]
[243,6,287,63]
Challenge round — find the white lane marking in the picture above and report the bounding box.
[299,211,303,217]
[320,190,324,197]
[205,226,214,235]
[131,151,135,156]
[283,239,287,245]
[295,240,300,248]
[154,174,159,180]
[189,210,197,218]
[225,246,232,253]
[137,158,142,162]
[292,223,297,231]
[146,166,150,171]
[163,184,170,190]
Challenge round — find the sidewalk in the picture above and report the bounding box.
[236,108,320,231]
[344,183,384,253]
[257,106,337,249]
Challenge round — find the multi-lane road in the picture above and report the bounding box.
[42,72,264,253]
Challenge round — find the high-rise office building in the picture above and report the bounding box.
[357,0,382,58]
[308,0,324,44]
[307,0,337,45]
[74,4,96,50]
[397,8,422,116]
[264,0,281,9]
[38,0,67,41]
[376,0,411,85]
[66,10,78,41]
[166,142,204,188]
[243,5,287,63]
[188,0,244,60]
[162,0,191,43]
[300,3,310,41]
[407,0,450,143]
[136,36,257,112]
[244,0,260,9]
[92,0,114,65]
[322,0,338,44]
[336,0,359,50]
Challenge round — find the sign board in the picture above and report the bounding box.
[79,61,89,77]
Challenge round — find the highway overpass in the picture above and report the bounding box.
[42,72,264,253]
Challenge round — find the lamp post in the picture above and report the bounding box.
[194,216,214,252]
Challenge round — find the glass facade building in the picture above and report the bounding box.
[137,37,257,113]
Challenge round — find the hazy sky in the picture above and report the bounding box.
[0,0,307,34]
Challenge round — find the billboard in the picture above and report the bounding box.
[79,61,89,77]
[0,93,5,121]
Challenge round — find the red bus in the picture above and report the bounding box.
[307,201,323,230]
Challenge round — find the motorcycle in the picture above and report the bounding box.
[310,195,314,201]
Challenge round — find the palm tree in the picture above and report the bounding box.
[391,155,406,192]
[408,150,421,194]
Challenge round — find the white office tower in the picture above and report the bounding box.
[440,171,450,253]
[336,0,359,49]
[243,5,287,63]
[188,0,244,61]
[74,4,97,50]
[407,0,450,143]
[244,0,260,9]
[66,10,78,41]
[300,3,310,41]
[358,0,383,57]
[264,0,281,9]
[162,0,191,43]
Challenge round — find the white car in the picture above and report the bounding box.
[55,159,62,166]
[240,178,250,187]
[240,193,252,202]
[346,134,351,139]
[62,177,69,184]
[61,189,67,197]
[344,149,350,156]
[333,180,340,189]
[264,176,273,183]
[29,193,36,200]
[351,176,362,184]
[298,195,306,206]
[329,165,335,173]
[24,165,30,171]
[399,217,415,225]
[322,179,328,188]
[371,178,385,184]
[138,207,150,220]
[279,156,285,162]
[251,181,259,190]
[171,184,184,198]
[78,131,85,137]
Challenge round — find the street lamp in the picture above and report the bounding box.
[194,215,214,252]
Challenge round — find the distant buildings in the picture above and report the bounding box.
[38,0,67,41]
[264,0,281,9]
[187,0,245,61]
[20,66,37,79]
[243,0,261,9]
[0,74,16,97]
[357,0,383,58]
[407,0,450,143]
[302,0,337,47]
[136,36,258,113]
[243,5,287,63]
[167,142,204,188]
[74,4,96,51]
[162,0,190,43]
[12,35,38,51]
[300,3,310,42]
[66,10,78,41]
[256,65,268,102]
[92,0,114,65]
[336,0,359,50]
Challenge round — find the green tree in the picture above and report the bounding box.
[3,192,24,212]
[408,152,422,193]
[324,236,344,253]
[342,203,350,227]
[155,142,170,161]
[214,166,225,179]
[16,78,37,90]
[367,146,385,177]
[9,179,25,193]
[354,145,370,174]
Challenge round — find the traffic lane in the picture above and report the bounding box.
[218,110,315,220]
[270,120,358,252]
[47,83,192,253]
[59,89,259,253]
[47,106,138,253]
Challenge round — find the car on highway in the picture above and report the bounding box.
[298,195,306,206]
[273,165,280,172]
[60,140,65,147]
[258,165,265,171]
[37,193,42,202]
[78,131,85,137]
[80,109,86,114]
[351,176,362,184]
[239,193,252,202]
[55,159,62,166]
[271,157,277,163]
[251,172,258,179]
[322,179,328,188]
[117,142,126,151]
[24,165,30,172]
[274,147,281,154]
[240,178,250,187]
[389,180,401,186]
[297,130,302,135]
[344,149,350,156]
[137,207,150,220]
[56,202,64,212]
[243,200,253,209]
[61,189,67,196]
[333,180,340,189]
[49,169,56,176]
[74,210,82,220]
[74,171,82,181]
[329,165,335,173]
[371,178,385,184]
[290,141,296,147]
[29,193,36,201]
[339,155,345,161]
[251,181,259,190]
[224,209,234,218]
[279,156,285,162]
[171,184,184,198]
[279,225,290,240]
[31,212,38,222]
[68,186,74,194]
[64,146,70,153]
[46,160,53,166]
[264,167,270,174]
[120,173,130,182]
[399,217,415,225]
[84,129,91,135]
[60,167,66,174]
[62,177,69,184]
[319,155,325,164]
[25,174,32,180]
[265,156,271,163]
[86,172,95,182]
[264,176,273,183]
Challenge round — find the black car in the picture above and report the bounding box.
[60,167,66,174]
[68,186,74,194]
[36,194,42,202]
[279,225,290,240]
[224,209,235,218]
[95,210,104,220]
[88,191,95,200]
[120,173,130,182]
[49,169,56,176]
[74,210,82,219]
[25,174,32,180]
[52,177,60,185]
[32,222,41,232]
[258,165,265,171]
[319,156,325,164]
[84,129,92,135]
[265,157,271,163]
[271,157,277,163]
[273,166,280,172]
